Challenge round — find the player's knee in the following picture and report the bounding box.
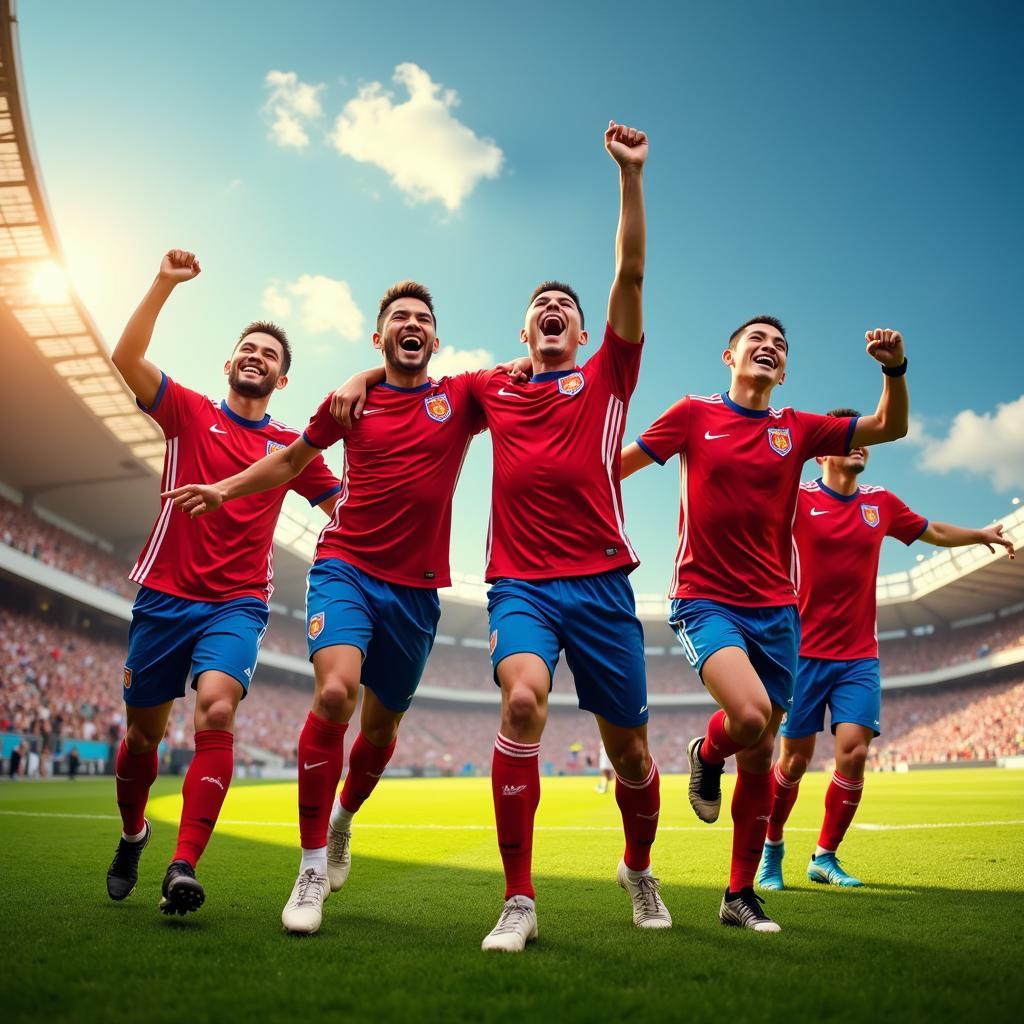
[730,704,771,746]
[504,686,544,731]
[125,722,161,754]
[198,698,235,732]
[609,735,649,780]
[316,676,359,719]
[362,722,399,748]
[782,751,810,779]
[839,743,869,778]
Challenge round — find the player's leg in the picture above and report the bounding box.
[756,733,816,890]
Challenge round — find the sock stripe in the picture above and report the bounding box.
[773,762,800,789]
[495,734,540,758]
[831,772,865,792]
[615,759,657,790]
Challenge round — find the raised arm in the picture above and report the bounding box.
[921,521,1015,559]
[112,249,201,407]
[162,436,319,517]
[850,328,909,447]
[605,121,648,344]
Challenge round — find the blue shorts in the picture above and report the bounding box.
[486,570,648,728]
[669,599,800,712]
[306,558,441,713]
[781,657,882,738]
[124,587,269,707]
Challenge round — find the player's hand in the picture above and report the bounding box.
[330,375,370,430]
[495,356,533,384]
[979,524,1015,559]
[159,249,201,284]
[161,483,223,517]
[865,328,904,368]
[605,121,648,169]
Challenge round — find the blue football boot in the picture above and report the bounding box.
[756,841,785,891]
[807,851,862,887]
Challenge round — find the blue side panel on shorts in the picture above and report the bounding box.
[486,570,649,728]
[305,558,440,713]
[124,587,269,707]
[669,598,800,711]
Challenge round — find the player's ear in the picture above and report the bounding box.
[778,370,786,386]
[520,327,529,345]
[816,455,826,467]
[372,331,383,352]
[578,330,589,347]
[223,359,231,376]
[432,335,440,353]
[275,373,288,391]
[722,347,734,368]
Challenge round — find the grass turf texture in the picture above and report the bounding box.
[2,770,1022,1024]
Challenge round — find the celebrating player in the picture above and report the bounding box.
[621,322,910,932]
[757,417,1015,890]
[106,250,341,916]
[165,281,509,935]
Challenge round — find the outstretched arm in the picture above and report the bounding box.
[162,437,319,517]
[921,521,1015,559]
[112,249,201,407]
[850,328,909,447]
[605,121,648,344]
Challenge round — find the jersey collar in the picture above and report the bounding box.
[816,478,859,503]
[377,381,434,393]
[220,400,271,429]
[531,369,579,383]
[721,390,770,419]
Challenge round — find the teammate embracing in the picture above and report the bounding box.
[757,418,1015,890]
[622,322,910,932]
[106,250,340,915]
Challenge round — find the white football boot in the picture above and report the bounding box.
[281,868,329,934]
[481,895,538,952]
[326,823,352,892]
[617,859,673,929]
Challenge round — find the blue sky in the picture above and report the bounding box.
[20,0,1024,593]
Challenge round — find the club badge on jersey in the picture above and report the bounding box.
[266,440,286,455]
[424,393,452,423]
[767,427,792,456]
[308,611,325,640]
[861,504,881,528]
[123,667,132,690]
[557,371,585,396]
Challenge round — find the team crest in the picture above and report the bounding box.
[861,504,881,528]
[489,630,498,656]
[767,427,792,457]
[424,393,452,423]
[557,372,585,396]
[266,440,286,456]
[123,667,132,690]
[308,612,325,640]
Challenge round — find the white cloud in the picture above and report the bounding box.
[429,345,495,377]
[287,275,365,341]
[330,63,503,211]
[263,70,325,149]
[262,284,292,319]
[912,395,1024,492]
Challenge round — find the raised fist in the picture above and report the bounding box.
[605,121,648,169]
[160,249,201,284]
[865,328,904,368]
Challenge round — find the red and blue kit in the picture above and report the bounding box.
[471,324,648,727]
[301,377,484,709]
[782,479,928,738]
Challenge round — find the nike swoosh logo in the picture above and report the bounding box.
[497,388,526,398]
[361,408,387,416]
[210,425,228,434]
[704,431,729,440]
[114,773,132,782]
[303,760,328,770]
[637,811,660,820]
[367,770,385,779]
[810,508,830,517]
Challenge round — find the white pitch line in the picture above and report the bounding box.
[1,810,1023,833]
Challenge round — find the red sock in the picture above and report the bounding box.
[701,708,745,765]
[615,760,660,871]
[115,739,158,836]
[491,734,540,900]
[819,771,864,851]
[729,766,772,892]
[297,711,348,849]
[173,729,233,868]
[766,761,801,843]
[339,732,396,814]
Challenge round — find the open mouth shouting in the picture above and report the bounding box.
[752,351,778,371]
[539,311,566,338]
[239,362,266,381]
[398,329,426,354]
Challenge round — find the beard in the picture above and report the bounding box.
[228,367,277,398]
[383,335,432,374]
[851,461,867,475]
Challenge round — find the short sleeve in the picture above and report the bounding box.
[587,322,643,400]
[885,491,928,545]
[796,411,858,459]
[291,453,342,508]
[445,372,488,435]
[137,374,205,438]
[302,394,348,451]
[637,397,690,465]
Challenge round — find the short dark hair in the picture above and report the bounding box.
[827,407,860,419]
[528,280,584,329]
[236,321,291,375]
[377,280,435,333]
[728,315,786,350]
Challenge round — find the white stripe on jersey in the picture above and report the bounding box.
[670,452,690,598]
[690,393,723,404]
[601,395,637,563]
[130,437,178,585]
[316,449,350,549]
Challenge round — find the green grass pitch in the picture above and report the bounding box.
[2,769,1022,1024]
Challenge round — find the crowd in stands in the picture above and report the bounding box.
[0,495,136,600]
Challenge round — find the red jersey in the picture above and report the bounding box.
[470,323,642,582]
[130,375,341,603]
[303,375,484,589]
[637,392,857,606]
[795,479,928,660]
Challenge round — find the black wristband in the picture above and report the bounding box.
[882,357,908,378]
